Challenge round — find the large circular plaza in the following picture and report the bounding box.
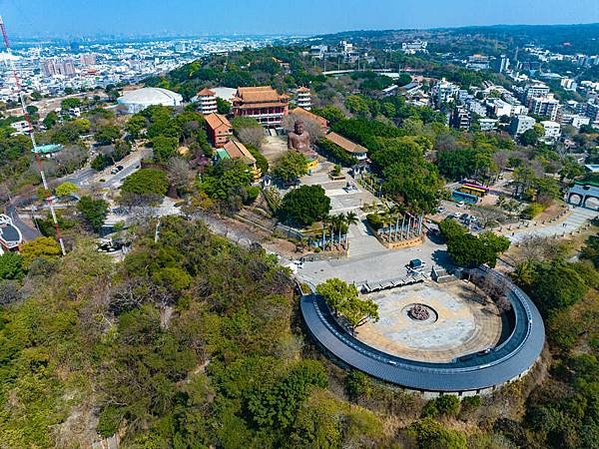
[357,282,504,363]
[301,267,545,394]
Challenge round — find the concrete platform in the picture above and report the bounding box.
[357,282,502,363]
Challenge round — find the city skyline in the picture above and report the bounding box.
[2,0,599,38]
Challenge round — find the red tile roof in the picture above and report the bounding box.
[235,86,288,104]
[196,87,215,97]
[223,140,256,165]
[205,113,231,132]
[291,107,328,131]
[325,132,368,154]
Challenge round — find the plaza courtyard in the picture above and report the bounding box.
[356,281,504,363]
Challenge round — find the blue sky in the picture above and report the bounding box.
[2,0,599,37]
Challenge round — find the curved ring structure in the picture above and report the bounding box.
[300,267,545,394]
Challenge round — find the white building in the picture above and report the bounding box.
[561,78,577,91]
[467,100,487,117]
[541,120,561,141]
[192,88,218,115]
[510,115,536,135]
[401,40,428,54]
[0,214,23,255]
[117,87,183,114]
[487,98,512,118]
[479,118,498,132]
[524,82,551,104]
[498,55,510,73]
[434,78,459,106]
[561,113,591,129]
[512,104,529,116]
[295,87,312,110]
[529,96,560,121]
[10,120,32,135]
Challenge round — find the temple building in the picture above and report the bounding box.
[205,113,232,147]
[232,86,289,127]
[295,87,312,110]
[216,140,261,180]
[324,132,368,161]
[193,88,218,115]
[289,107,329,133]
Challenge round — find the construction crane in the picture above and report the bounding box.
[0,15,66,255]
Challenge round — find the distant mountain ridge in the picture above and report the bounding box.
[310,23,599,55]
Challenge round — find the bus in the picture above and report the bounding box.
[459,182,489,198]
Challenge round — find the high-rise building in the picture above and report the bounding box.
[41,58,76,78]
[498,55,510,73]
[61,58,76,77]
[529,96,560,121]
[41,59,56,77]
[79,53,96,66]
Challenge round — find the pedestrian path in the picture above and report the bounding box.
[509,206,598,243]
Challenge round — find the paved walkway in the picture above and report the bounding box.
[358,282,502,363]
[508,206,598,243]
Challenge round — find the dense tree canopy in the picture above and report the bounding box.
[120,168,168,205]
[273,151,309,184]
[440,218,510,268]
[279,185,331,227]
[317,278,379,330]
[77,196,109,232]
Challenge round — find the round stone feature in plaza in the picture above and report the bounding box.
[357,281,503,363]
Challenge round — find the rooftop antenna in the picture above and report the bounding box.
[0,15,66,255]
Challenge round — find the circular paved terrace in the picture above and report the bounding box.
[357,282,503,363]
[300,267,545,393]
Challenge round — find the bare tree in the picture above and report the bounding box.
[167,157,194,194]
[0,281,21,306]
[493,150,510,175]
[496,295,512,313]
[516,235,564,264]
[54,145,88,176]
[0,182,12,206]
[237,127,265,149]
[470,205,505,229]
[109,278,173,316]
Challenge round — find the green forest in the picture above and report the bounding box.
[0,215,598,448]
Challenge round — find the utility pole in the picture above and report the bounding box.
[0,16,65,255]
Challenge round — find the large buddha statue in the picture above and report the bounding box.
[287,119,312,154]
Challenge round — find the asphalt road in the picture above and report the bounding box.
[5,205,40,241]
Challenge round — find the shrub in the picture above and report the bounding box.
[366,213,384,231]
[521,202,546,219]
[0,253,24,280]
